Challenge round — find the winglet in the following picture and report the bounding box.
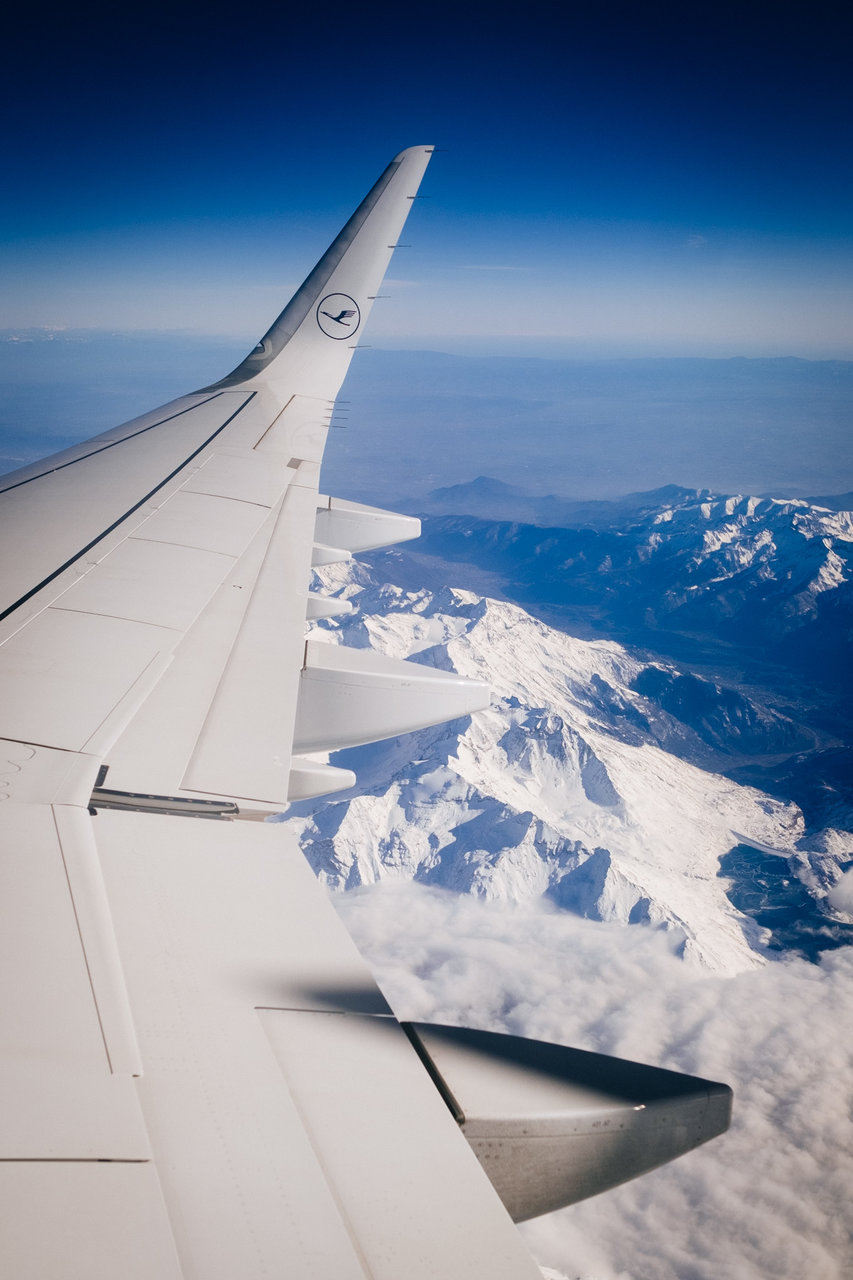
[208,146,434,396]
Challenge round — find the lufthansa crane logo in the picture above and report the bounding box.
[317,293,361,340]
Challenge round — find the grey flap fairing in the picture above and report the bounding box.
[406,1023,733,1222]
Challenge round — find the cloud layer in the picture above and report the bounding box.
[334,882,853,1280]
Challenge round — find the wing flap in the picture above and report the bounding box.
[93,811,392,1279]
[0,1163,184,1280]
[179,482,317,805]
[88,808,538,1280]
[260,1010,543,1280]
[0,803,148,1157]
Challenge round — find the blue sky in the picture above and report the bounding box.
[2,0,852,357]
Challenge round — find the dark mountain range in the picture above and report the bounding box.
[361,487,852,829]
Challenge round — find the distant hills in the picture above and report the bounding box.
[427,475,853,522]
[427,477,719,528]
[4,339,852,504]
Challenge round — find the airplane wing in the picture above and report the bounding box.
[0,148,731,1279]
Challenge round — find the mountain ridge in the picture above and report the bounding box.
[286,565,853,976]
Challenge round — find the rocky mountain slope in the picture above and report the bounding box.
[285,563,853,976]
[410,488,853,705]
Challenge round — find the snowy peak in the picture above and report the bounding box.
[397,489,853,734]
[642,490,851,619]
[285,567,848,976]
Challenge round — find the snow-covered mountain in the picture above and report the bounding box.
[285,561,853,977]
[612,490,852,643]
[403,486,853,721]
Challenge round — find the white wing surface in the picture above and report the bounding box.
[0,145,544,1280]
[0,148,731,1279]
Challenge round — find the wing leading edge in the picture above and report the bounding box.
[0,149,731,1279]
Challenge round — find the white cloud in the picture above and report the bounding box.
[333,882,853,1280]
[827,869,853,914]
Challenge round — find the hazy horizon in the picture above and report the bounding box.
[3,333,850,507]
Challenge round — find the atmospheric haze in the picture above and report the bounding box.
[3,337,852,503]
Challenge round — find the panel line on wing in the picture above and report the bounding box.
[53,804,144,1077]
[0,393,258,625]
[0,1157,151,1163]
[250,392,298,451]
[0,392,228,497]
